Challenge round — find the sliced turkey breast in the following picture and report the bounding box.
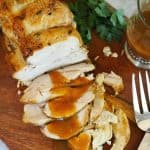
[41,105,90,140]
[23,104,52,126]
[13,50,88,83]
[20,63,94,103]
[68,132,91,150]
[44,85,95,119]
[20,76,92,104]
[11,26,88,82]
[22,25,83,62]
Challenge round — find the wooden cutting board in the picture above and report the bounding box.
[0,32,145,150]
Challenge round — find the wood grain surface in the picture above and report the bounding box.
[0,31,146,150]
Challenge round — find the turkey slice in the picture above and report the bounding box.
[90,90,105,122]
[41,105,90,140]
[57,63,95,81]
[13,50,88,83]
[20,63,94,103]
[23,104,52,126]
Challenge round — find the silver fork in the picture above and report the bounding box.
[132,71,150,132]
[132,71,150,150]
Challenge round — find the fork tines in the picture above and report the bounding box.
[132,71,150,114]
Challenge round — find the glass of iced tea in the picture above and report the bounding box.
[125,0,150,69]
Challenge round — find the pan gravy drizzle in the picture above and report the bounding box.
[47,115,82,139]
[47,71,91,138]
[48,85,90,118]
[49,71,69,87]
[68,133,91,150]
[49,71,91,88]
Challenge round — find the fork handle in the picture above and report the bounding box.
[138,133,150,150]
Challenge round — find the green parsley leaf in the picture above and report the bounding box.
[95,2,111,17]
[110,12,118,26]
[106,33,113,42]
[69,0,126,43]
[110,9,126,27]
[96,24,109,39]
[88,12,96,28]
[87,0,98,9]
[116,9,127,26]
[80,26,92,43]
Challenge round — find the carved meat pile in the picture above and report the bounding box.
[0,0,130,150]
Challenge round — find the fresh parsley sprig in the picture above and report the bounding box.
[69,0,127,43]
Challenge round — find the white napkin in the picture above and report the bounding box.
[106,0,137,18]
[138,133,150,150]
[0,140,9,150]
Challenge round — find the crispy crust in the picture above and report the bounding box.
[0,0,73,41]
[0,0,36,18]
[111,108,130,150]
[4,25,83,70]
[20,26,83,57]
[0,0,54,40]
[68,132,91,150]
[105,94,135,123]
[1,0,75,57]
[4,36,26,71]
[22,0,73,34]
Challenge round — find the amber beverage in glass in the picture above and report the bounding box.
[125,0,150,69]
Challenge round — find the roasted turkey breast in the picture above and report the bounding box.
[1,0,78,83]
[23,104,52,126]
[0,1,130,149]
